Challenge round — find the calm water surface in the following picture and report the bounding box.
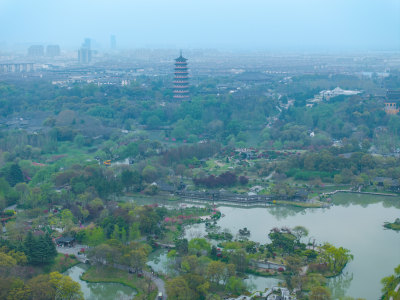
[65,264,136,300]
[184,194,400,299]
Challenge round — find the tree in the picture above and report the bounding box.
[74,134,85,147]
[188,238,211,255]
[239,176,249,185]
[128,223,141,241]
[147,115,162,129]
[225,276,247,295]
[0,251,17,267]
[121,170,142,191]
[181,255,201,274]
[166,276,192,300]
[24,232,57,265]
[229,249,248,273]
[86,226,105,246]
[309,286,331,300]
[60,209,75,231]
[24,231,37,264]
[142,165,158,183]
[381,264,400,300]
[175,238,189,255]
[268,229,296,255]
[49,271,84,300]
[292,226,309,243]
[5,163,24,187]
[127,249,147,272]
[87,244,117,265]
[207,260,226,284]
[42,232,57,264]
[320,243,353,274]
[27,274,56,300]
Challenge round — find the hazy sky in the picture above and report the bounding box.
[0,0,399,51]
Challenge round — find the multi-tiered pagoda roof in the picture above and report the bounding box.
[173,51,189,100]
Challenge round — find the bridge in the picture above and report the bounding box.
[174,190,307,204]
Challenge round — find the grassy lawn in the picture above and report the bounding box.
[82,265,158,299]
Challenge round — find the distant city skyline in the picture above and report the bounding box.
[0,0,399,52]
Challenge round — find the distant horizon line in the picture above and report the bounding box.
[1,45,400,56]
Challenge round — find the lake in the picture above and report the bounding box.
[183,193,400,299]
[64,264,137,300]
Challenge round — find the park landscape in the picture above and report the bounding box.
[0,66,399,300]
[0,2,400,298]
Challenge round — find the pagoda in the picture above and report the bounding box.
[385,90,400,115]
[173,51,190,100]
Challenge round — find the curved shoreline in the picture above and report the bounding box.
[80,267,139,292]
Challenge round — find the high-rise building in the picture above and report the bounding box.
[46,45,60,57]
[28,45,44,57]
[83,38,91,49]
[78,38,92,64]
[110,35,116,50]
[173,51,190,100]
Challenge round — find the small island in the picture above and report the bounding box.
[384,218,400,231]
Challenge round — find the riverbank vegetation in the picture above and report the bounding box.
[381,265,400,300]
[160,225,353,299]
[0,242,83,299]
[384,218,400,231]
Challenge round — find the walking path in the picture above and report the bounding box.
[322,190,398,197]
[310,189,399,203]
[112,263,166,300]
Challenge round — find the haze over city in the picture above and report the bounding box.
[0,0,399,51]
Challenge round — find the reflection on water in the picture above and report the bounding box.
[147,249,169,274]
[64,264,136,300]
[147,249,178,277]
[244,275,283,292]
[267,205,307,220]
[328,272,354,299]
[184,194,400,299]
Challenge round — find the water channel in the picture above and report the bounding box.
[64,264,136,300]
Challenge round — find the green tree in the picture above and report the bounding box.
[309,286,331,300]
[127,249,147,272]
[74,134,85,147]
[320,243,353,274]
[188,238,211,255]
[142,165,158,183]
[49,271,84,300]
[292,226,309,243]
[5,163,24,187]
[206,260,226,284]
[86,226,105,246]
[229,249,248,273]
[381,264,400,300]
[225,276,247,295]
[166,276,192,300]
[129,223,141,241]
[0,251,17,267]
